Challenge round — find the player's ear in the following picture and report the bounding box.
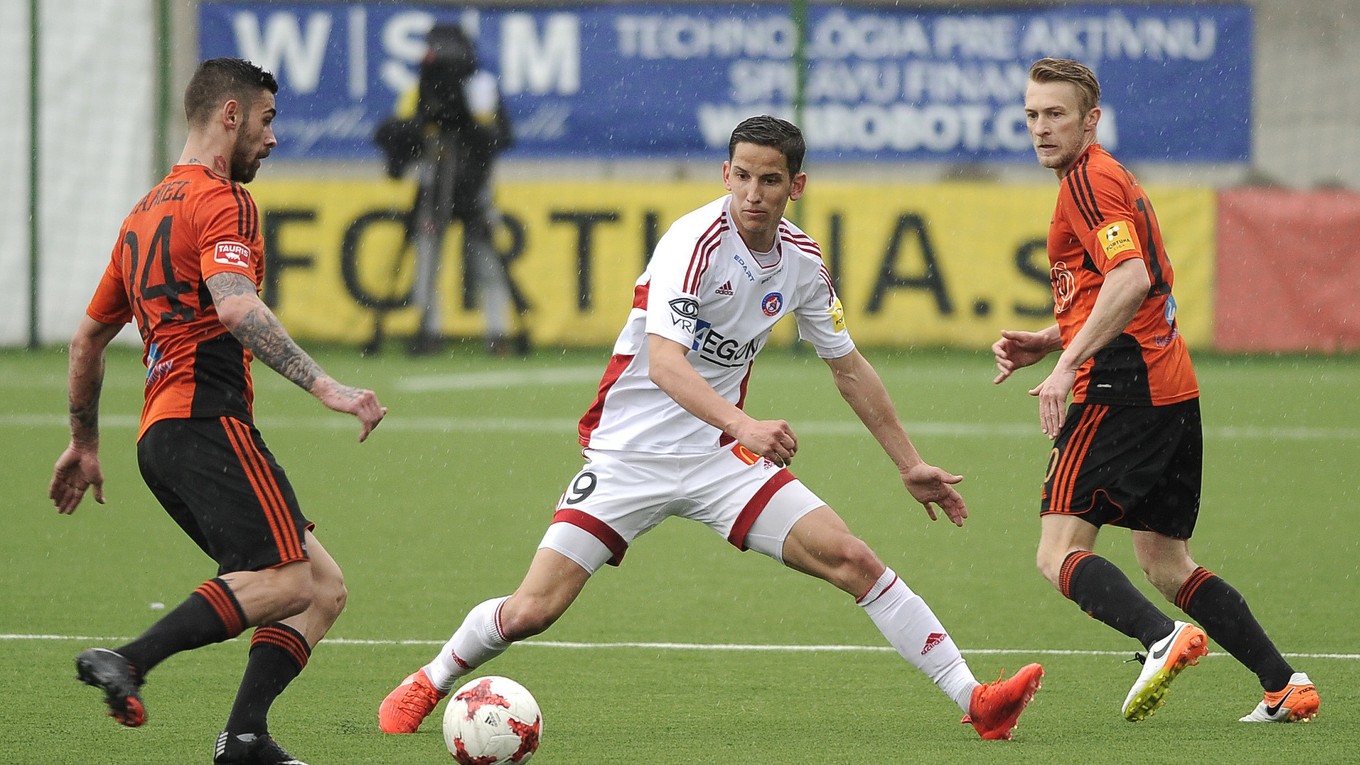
[1085,106,1101,134]
[221,99,241,130]
[722,160,733,191]
[789,172,807,202]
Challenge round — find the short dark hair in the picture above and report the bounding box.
[184,58,279,126]
[1029,58,1101,116]
[728,115,806,177]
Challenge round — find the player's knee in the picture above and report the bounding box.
[499,595,561,640]
[281,579,316,618]
[313,566,347,621]
[1135,550,1195,601]
[825,536,882,594]
[267,562,317,619]
[331,578,349,616]
[840,537,881,576]
[1141,566,1184,603]
[1035,550,1064,591]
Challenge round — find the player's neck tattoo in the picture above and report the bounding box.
[213,155,229,175]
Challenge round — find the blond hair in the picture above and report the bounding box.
[1029,58,1101,116]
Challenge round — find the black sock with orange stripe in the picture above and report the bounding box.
[1059,550,1175,648]
[1175,567,1294,690]
[116,578,247,677]
[224,623,312,734]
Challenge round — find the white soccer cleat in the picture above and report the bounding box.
[1122,621,1209,721]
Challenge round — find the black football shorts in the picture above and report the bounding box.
[1040,399,1202,539]
[138,416,312,574]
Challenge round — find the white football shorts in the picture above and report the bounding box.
[539,444,825,574]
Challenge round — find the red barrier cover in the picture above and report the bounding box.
[1216,188,1360,352]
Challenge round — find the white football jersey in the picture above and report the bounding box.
[578,196,854,454]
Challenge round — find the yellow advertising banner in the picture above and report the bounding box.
[250,179,1214,349]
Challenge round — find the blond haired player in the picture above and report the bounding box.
[993,57,1317,724]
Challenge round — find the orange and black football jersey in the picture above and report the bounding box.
[86,164,264,438]
[1048,144,1198,406]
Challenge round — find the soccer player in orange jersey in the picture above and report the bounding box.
[992,57,1317,724]
[48,58,386,764]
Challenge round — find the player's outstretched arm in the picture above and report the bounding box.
[823,350,967,526]
[49,317,124,513]
[900,463,967,527]
[309,376,388,443]
[991,325,1062,384]
[207,272,387,442]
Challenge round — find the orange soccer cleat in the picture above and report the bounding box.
[1240,673,1320,723]
[964,663,1045,740]
[378,667,448,734]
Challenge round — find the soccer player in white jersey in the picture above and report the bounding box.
[379,116,1043,741]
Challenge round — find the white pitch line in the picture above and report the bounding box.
[1,633,1354,661]
[7,363,1358,439]
[0,365,607,393]
[394,366,605,392]
[3,412,1358,441]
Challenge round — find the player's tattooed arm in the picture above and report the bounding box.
[50,317,123,512]
[206,271,388,440]
[206,271,323,392]
[69,395,100,445]
[65,317,121,447]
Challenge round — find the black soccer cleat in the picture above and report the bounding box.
[213,732,309,765]
[75,648,146,727]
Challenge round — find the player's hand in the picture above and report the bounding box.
[1028,365,1076,439]
[49,444,105,514]
[902,463,966,526]
[734,418,798,467]
[992,329,1052,384]
[315,378,388,442]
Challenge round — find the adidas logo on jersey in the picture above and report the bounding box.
[715,280,734,296]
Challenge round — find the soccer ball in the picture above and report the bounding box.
[442,675,542,764]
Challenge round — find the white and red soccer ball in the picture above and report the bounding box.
[442,676,542,764]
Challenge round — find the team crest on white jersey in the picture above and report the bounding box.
[761,292,783,316]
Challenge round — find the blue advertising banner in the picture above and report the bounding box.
[198,3,1252,163]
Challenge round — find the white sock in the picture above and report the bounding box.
[858,567,979,713]
[424,596,512,692]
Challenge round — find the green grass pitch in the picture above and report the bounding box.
[2,343,1356,764]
